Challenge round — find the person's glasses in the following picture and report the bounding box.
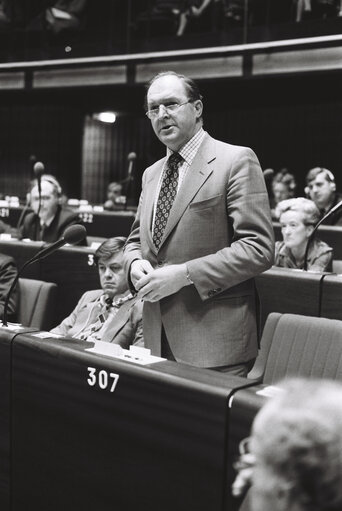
[145,100,192,119]
[231,437,256,498]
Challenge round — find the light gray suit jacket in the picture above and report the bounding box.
[51,289,143,348]
[124,134,274,367]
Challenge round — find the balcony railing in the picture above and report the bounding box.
[0,0,341,63]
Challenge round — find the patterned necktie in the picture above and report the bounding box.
[153,152,183,249]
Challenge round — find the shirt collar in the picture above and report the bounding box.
[166,128,206,165]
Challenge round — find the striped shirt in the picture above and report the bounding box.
[152,128,206,230]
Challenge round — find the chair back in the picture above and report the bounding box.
[18,278,57,330]
[249,312,342,384]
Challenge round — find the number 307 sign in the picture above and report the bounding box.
[87,367,119,393]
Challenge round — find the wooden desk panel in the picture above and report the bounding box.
[256,267,324,329]
[321,274,342,321]
[11,333,255,511]
[0,240,43,279]
[40,246,100,325]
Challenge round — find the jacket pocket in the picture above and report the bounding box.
[189,193,223,211]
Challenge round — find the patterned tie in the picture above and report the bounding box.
[153,152,183,249]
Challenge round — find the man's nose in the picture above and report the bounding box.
[104,268,113,278]
[157,104,169,118]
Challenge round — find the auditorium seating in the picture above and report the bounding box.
[248,312,342,383]
[18,278,57,330]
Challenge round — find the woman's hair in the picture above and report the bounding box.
[94,236,126,265]
[275,197,320,225]
[251,378,342,511]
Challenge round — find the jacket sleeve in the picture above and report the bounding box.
[50,293,88,336]
[0,256,19,321]
[187,147,275,300]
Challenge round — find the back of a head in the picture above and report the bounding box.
[251,378,342,511]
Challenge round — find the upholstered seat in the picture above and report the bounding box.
[248,312,342,383]
[18,278,57,330]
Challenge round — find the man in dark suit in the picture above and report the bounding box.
[20,175,86,244]
[124,71,274,375]
[0,253,19,322]
[305,167,342,226]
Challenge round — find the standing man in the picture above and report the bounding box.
[124,71,274,375]
[305,167,342,225]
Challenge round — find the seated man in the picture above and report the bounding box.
[103,182,125,211]
[0,253,19,322]
[20,175,86,244]
[51,237,143,348]
[305,167,342,225]
[233,378,342,511]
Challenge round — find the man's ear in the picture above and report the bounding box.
[194,99,203,119]
[330,181,336,192]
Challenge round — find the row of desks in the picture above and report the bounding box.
[0,206,136,239]
[0,327,265,511]
[255,266,342,329]
[0,239,341,331]
[1,208,341,258]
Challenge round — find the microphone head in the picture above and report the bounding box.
[127,152,137,161]
[63,224,87,245]
[33,161,45,177]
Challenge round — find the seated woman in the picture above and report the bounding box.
[275,197,333,271]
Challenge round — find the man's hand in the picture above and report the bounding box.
[136,263,191,302]
[130,259,154,289]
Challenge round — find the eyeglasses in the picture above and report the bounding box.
[231,437,256,498]
[145,100,192,119]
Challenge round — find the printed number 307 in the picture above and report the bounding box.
[87,367,119,393]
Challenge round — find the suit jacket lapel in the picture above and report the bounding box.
[160,135,215,248]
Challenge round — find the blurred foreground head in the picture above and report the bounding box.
[250,378,342,511]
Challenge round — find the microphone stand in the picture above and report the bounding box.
[35,175,42,241]
[303,200,342,271]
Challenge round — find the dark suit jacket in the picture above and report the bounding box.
[20,205,86,245]
[124,134,274,367]
[0,253,19,321]
[321,193,342,226]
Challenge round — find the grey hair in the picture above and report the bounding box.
[251,378,342,511]
[275,197,320,225]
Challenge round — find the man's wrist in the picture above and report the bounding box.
[181,263,193,286]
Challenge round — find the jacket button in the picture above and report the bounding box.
[157,260,164,267]
[208,290,215,297]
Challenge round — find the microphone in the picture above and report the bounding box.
[124,152,137,210]
[33,161,45,197]
[33,161,45,240]
[2,224,87,327]
[303,200,342,271]
[263,168,274,180]
[127,152,137,180]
